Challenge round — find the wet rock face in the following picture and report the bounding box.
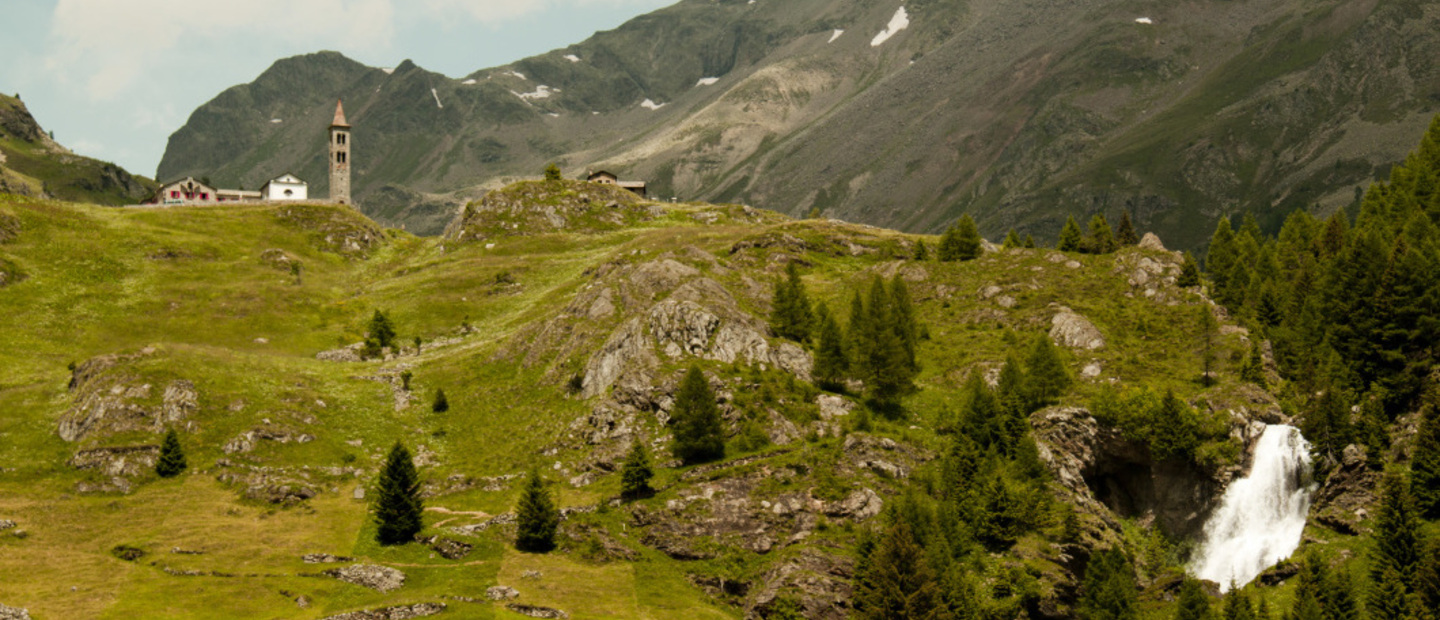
[1309,444,1382,535]
[1030,407,1223,539]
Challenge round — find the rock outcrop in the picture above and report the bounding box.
[1048,307,1104,351]
[0,604,31,620]
[323,564,406,593]
[318,602,445,620]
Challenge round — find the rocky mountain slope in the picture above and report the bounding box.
[159,0,1439,246]
[0,178,1377,619]
[0,94,156,205]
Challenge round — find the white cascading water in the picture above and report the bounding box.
[1190,424,1316,591]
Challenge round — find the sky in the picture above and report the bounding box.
[0,0,675,178]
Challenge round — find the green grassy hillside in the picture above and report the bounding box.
[0,94,156,205]
[0,187,1337,619]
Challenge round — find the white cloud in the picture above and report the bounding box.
[420,0,666,24]
[46,0,396,100]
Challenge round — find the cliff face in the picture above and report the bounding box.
[0,94,156,205]
[161,0,1440,245]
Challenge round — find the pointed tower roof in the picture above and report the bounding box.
[330,99,350,128]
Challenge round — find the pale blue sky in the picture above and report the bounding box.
[0,0,674,178]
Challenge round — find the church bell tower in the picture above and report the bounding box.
[329,99,352,205]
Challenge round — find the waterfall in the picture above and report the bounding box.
[1190,424,1315,591]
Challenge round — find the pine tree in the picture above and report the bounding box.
[890,275,919,375]
[515,469,559,552]
[1415,539,1440,618]
[1371,470,1423,590]
[813,302,849,390]
[155,428,187,478]
[364,309,397,359]
[1322,568,1361,620]
[1058,216,1084,252]
[1004,229,1021,248]
[1078,548,1139,620]
[620,441,654,500]
[1150,390,1201,462]
[1371,566,1412,620]
[374,441,424,545]
[860,276,916,409]
[942,214,982,261]
[672,365,725,465]
[1413,405,1440,519]
[1175,578,1213,620]
[914,239,929,261]
[1240,340,1266,386]
[771,262,814,342]
[1088,214,1117,254]
[1024,336,1070,410]
[1024,234,1036,249]
[432,388,449,413]
[1222,588,1254,620]
[938,225,963,262]
[1117,211,1139,246]
[1178,252,1202,287]
[1208,218,1238,300]
[853,520,946,620]
[544,162,563,181]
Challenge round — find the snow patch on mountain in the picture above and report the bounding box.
[871,7,909,47]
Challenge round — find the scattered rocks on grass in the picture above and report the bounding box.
[302,553,355,564]
[486,586,520,601]
[0,603,31,620]
[324,564,406,592]
[418,535,473,560]
[111,545,146,561]
[506,604,569,619]
[0,520,15,532]
[318,602,445,620]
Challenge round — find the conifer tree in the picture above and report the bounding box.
[1208,218,1238,300]
[432,388,449,413]
[770,262,814,342]
[515,469,559,552]
[812,302,849,391]
[847,289,869,370]
[672,366,725,465]
[853,520,946,620]
[1024,336,1070,410]
[860,276,915,409]
[890,275,919,374]
[1024,234,1036,249]
[1058,216,1084,252]
[1117,211,1139,246]
[1240,340,1266,386]
[1004,228,1021,249]
[1150,390,1200,462]
[364,309,397,359]
[544,162,563,181]
[155,428,187,478]
[914,239,929,261]
[1174,578,1212,620]
[939,214,982,261]
[1178,252,1202,287]
[1078,548,1139,620]
[1088,214,1117,254]
[1371,470,1423,590]
[1415,539,1440,617]
[1222,588,1254,620]
[1413,405,1440,519]
[374,441,424,545]
[620,441,654,500]
[1322,568,1361,620]
[1370,566,1412,620]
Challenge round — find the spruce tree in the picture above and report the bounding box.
[1370,566,1412,620]
[1240,340,1266,386]
[1413,405,1440,519]
[515,469,559,552]
[853,520,946,620]
[1150,390,1201,462]
[544,162,563,181]
[432,388,449,413]
[620,441,654,500]
[860,276,915,409]
[1207,217,1238,298]
[1117,211,1139,246]
[1222,588,1254,620]
[1174,578,1212,620]
[364,309,397,359]
[155,428,187,478]
[1058,216,1084,252]
[1178,252,1202,287]
[1024,234,1036,249]
[914,239,929,261]
[1024,336,1070,410]
[1004,228,1021,249]
[890,274,919,375]
[672,366,725,465]
[1371,470,1423,590]
[770,262,813,342]
[813,303,848,391]
[1416,539,1440,618]
[1088,214,1117,254]
[1198,304,1218,386]
[951,214,982,260]
[1078,548,1139,620]
[938,225,962,262]
[374,441,424,545]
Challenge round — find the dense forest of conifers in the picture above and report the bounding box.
[832,117,1440,619]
